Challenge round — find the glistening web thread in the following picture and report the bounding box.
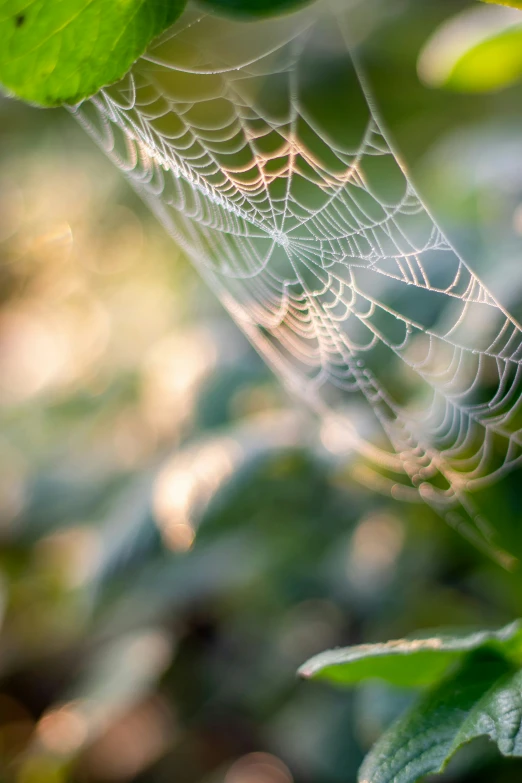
[74,6,522,561]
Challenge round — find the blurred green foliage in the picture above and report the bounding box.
[1,1,522,783]
[480,0,522,9]
[418,5,522,93]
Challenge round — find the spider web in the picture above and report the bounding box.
[73,4,522,559]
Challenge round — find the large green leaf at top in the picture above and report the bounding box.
[298,621,522,688]
[200,0,313,19]
[358,651,522,783]
[0,0,187,107]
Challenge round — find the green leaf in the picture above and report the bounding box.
[480,0,522,9]
[199,0,313,20]
[445,26,522,92]
[298,620,522,688]
[418,5,522,93]
[0,0,187,107]
[358,650,522,783]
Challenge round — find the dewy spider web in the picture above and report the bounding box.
[74,4,522,559]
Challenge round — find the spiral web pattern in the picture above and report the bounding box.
[74,5,522,555]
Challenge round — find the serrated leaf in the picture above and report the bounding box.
[298,621,522,688]
[358,650,522,783]
[418,5,522,93]
[0,0,187,107]
[199,0,313,19]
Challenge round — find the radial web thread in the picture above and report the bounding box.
[74,5,522,557]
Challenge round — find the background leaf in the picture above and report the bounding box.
[480,1,522,9]
[418,5,522,93]
[358,651,522,783]
[0,0,187,107]
[299,622,522,687]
